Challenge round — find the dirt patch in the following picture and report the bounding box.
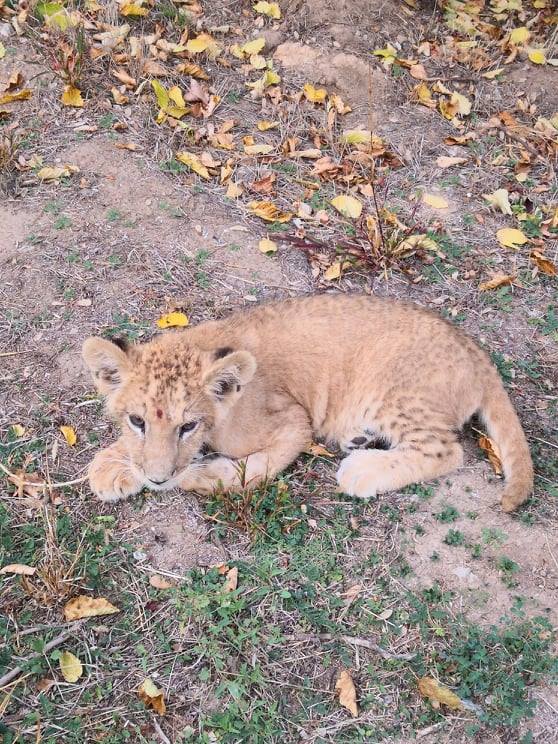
[402,465,558,626]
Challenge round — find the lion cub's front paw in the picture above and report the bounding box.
[88,448,144,502]
[179,457,239,494]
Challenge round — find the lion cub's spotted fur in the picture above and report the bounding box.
[83,294,533,512]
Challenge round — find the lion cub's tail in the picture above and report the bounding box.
[479,373,534,512]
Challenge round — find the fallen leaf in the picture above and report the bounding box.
[335,670,358,717]
[115,142,140,151]
[0,563,36,576]
[422,193,448,209]
[303,83,327,104]
[304,443,335,457]
[257,119,279,131]
[7,470,46,501]
[64,595,120,621]
[253,1,281,19]
[60,426,77,447]
[509,27,530,45]
[0,89,32,104]
[59,651,83,683]
[530,250,557,276]
[138,678,166,715]
[224,566,238,592]
[482,68,504,79]
[528,49,546,65]
[324,262,342,281]
[225,181,243,198]
[120,1,149,16]
[397,234,438,253]
[478,273,515,291]
[410,63,427,79]
[149,574,174,589]
[175,62,208,79]
[11,424,26,438]
[249,200,292,222]
[413,82,435,108]
[340,129,371,145]
[330,194,362,219]
[478,435,503,476]
[418,677,462,710]
[244,143,274,155]
[241,37,265,55]
[186,33,219,56]
[0,43,5,60]
[436,156,467,168]
[156,312,189,329]
[111,87,129,105]
[251,173,276,193]
[258,237,277,254]
[37,164,79,181]
[176,151,210,179]
[484,189,512,215]
[496,227,527,248]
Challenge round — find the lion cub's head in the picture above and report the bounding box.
[82,335,256,490]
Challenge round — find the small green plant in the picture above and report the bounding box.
[54,215,72,230]
[435,505,460,523]
[106,208,122,222]
[444,529,465,546]
[497,555,520,587]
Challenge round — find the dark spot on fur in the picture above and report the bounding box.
[352,436,368,446]
[111,336,129,352]
[236,384,241,392]
[215,346,234,359]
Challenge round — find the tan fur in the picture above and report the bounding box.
[82,294,533,511]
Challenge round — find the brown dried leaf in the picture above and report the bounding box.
[304,443,335,457]
[478,273,515,291]
[0,563,36,576]
[251,172,276,194]
[530,250,557,276]
[335,670,358,717]
[138,678,166,715]
[418,677,462,710]
[149,574,175,589]
[224,566,238,592]
[64,595,120,621]
[249,200,292,222]
[478,435,503,476]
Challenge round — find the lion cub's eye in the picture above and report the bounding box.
[128,414,145,432]
[179,421,198,438]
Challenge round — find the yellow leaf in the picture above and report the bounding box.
[253,1,281,19]
[156,312,189,329]
[450,92,471,116]
[258,237,277,254]
[528,49,546,65]
[151,79,169,110]
[303,83,327,104]
[530,250,557,276]
[59,651,83,683]
[341,129,371,145]
[324,262,342,281]
[257,120,278,131]
[0,89,32,104]
[397,234,438,253]
[413,82,435,108]
[176,151,210,179]
[186,33,219,57]
[422,193,448,210]
[335,670,358,717]
[418,677,462,710]
[478,273,515,291]
[436,156,467,168]
[244,143,274,155]
[330,194,362,219]
[138,678,166,715]
[61,85,84,108]
[149,574,174,589]
[509,27,530,45]
[175,62,208,79]
[497,227,527,248]
[64,595,120,621]
[484,189,512,215]
[373,44,397,65]
[37,164,79,181]
[120,2,149,16]
[11,424,26,438]
[168,86,186,109]
[241,37,265,55]
[60,426,77,447]
[0,563,36,575]
[225,181,243,198]
[249,200,292,222]
[223,566,238,592]
[0,43,6,60]
[249,53,267,69]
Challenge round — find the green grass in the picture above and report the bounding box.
[1,465,556,743]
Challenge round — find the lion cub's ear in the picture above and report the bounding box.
[203,349,256,399]
[82,337,131,395]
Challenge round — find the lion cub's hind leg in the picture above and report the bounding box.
[337,427,463,500]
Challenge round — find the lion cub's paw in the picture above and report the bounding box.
[179,457,239,494]
[336,451,379,500]
[88,449,143,502]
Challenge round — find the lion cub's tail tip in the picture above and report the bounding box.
[481,379,534,513]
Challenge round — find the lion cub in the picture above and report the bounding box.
[83,294,533,512]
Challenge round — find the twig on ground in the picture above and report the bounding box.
[281,633,416,660]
